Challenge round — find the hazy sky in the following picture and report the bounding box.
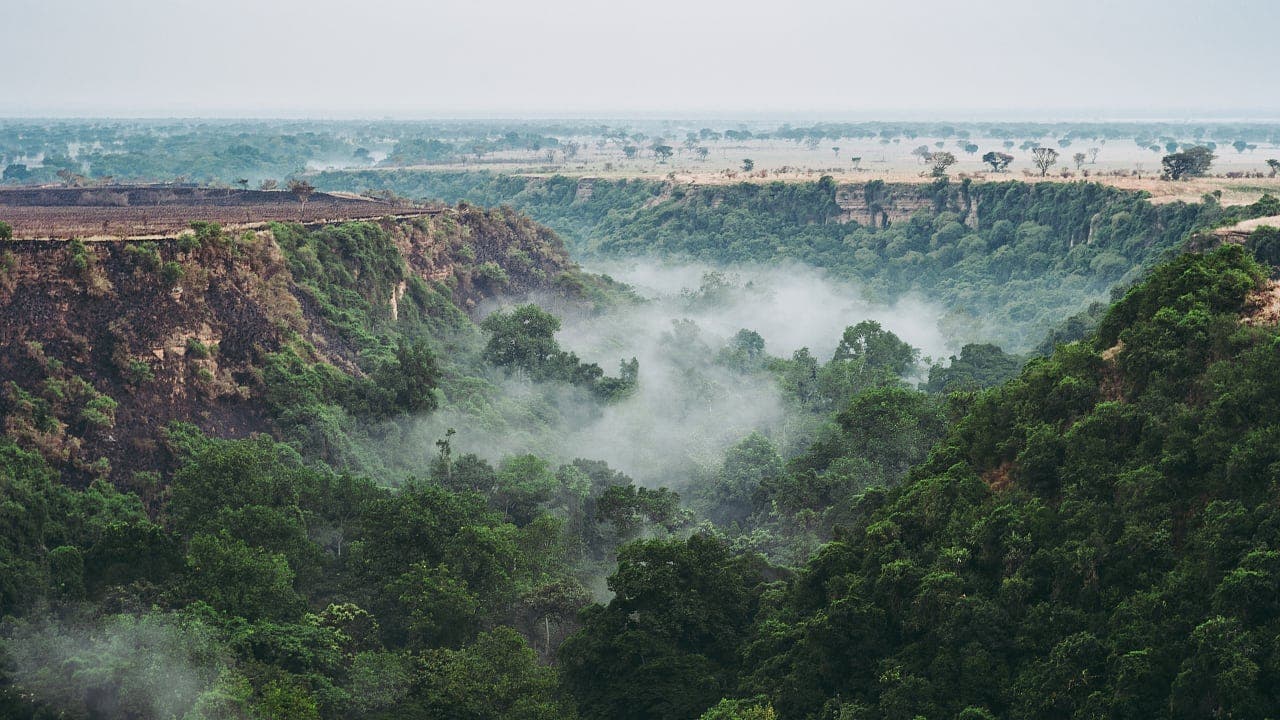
[2,0,1277,119]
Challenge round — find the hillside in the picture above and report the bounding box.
[315,170,1280,350]
[0,206,597,486]
[4,189,1280,720]
[560,243,1280,719]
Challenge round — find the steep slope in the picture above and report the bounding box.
[561,242,1280,719]
[0,206,601,486]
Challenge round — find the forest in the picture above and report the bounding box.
[4,140,1280,719]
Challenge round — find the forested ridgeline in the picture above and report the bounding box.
[314,170,1280,350]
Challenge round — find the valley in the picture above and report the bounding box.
[4,3,1280,715]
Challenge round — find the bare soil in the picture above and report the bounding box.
[0,185,434,240]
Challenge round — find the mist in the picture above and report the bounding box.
[4,611,233,719]
[402,261,949,488]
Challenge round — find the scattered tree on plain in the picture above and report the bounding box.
[927,151,957,177]
[982,151,1014,173]
[1031,147,1059,176]
[287,179,315,211]
[1161,146,1215,180]
[741,158,754,172]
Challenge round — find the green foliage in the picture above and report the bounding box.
[482,304,637,399]
[183,532,303,621]
[124,359,154,385]
[1162,145,1216,180]
[560,535,767,720]
[314,173,1236,351]
[160,260,185,286]
[925,343,1022,394]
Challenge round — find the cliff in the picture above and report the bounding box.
[0,206,592,486]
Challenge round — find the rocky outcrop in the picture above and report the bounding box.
[0,208,585,485]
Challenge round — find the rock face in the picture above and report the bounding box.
[835,182,936,226]
[0,207,582,485]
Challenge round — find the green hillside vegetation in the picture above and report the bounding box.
[561,244,1280,719]
[4,179,1280,718]
[315,171,1280,350]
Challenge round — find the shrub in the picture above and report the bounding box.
[160,261,185,286]
[185,338,212,359]
[125,360,155,385]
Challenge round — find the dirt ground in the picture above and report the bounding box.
[0,187,429,240]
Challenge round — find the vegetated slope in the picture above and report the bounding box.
[558,242,1280,719]
[315,170,1280,350]
[0,206,602,486]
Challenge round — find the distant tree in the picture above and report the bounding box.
[1088,146,1101,163]
[1162,146,1215,180]
[287,179,315,211]
[653,145,674,163]
[912,145,933,162]
[1031,147,1059,176]
[1072,152,1086,171]
[2,163,31,182]
[832,146,841,157]
[235,178,249,190]
[982,151,1014,173]
[850,156,862,170]
[963,143,979,155]
[0,220,11,241]
[259,179,278,191]
[927,151,957,177]
[695,147,710,161]
[741,158,755,172]
[1166,141,1180,154]
[622,145,638,159]
[1233,140,1249,153]
[1268,159,1280,178]
[544,149,557,163]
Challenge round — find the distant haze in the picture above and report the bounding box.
[1,0,1278,118]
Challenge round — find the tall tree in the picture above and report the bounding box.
[982,151,1014,172]
[1031,147,1059,176]
[1162,145,1215,180]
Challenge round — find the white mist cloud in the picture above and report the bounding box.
[408,261,949,488]
[5,611,233,720]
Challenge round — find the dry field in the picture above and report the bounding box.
[401,135,1280,206]
[0,186,430,240]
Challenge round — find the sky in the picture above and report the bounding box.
[2,0,1278,119]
